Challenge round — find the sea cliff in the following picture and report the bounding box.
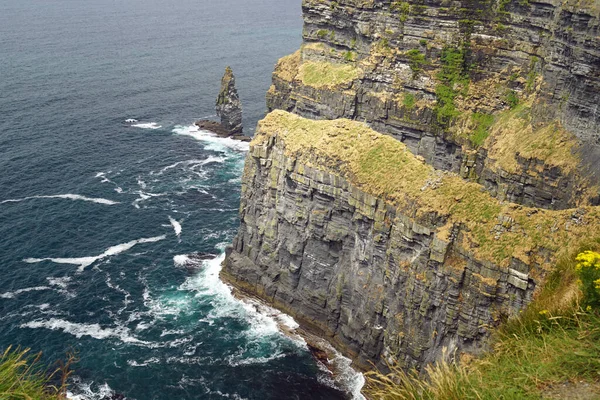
[222,0,600,373]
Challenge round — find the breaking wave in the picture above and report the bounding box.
[131,122,162,130]
[23,235,167,271]
[0,194,119,205]
[172,125,250,152]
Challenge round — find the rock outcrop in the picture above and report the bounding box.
[222,0,600,375]
[216,66,243,135]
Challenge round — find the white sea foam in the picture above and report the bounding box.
[23,235,166,272]
[132,122,162,129]
[125,118,138,123]
[176,252,365,398]
[0,286,51,299]
[21,318,151,345]
[94,172,124,193]
[67,380,117,400]
[173,254,191,267]
[127,357,161,367]
[1,194,119,205]
[172,124,250,152]
[153,156,226,176]
[169,216,182,238]
[47,276,72,289]
[132,191,167,208]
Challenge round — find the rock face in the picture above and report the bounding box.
[216,66,243,135]
[223,111,600,371]
[222,0,600,374]
[266,0,600,210]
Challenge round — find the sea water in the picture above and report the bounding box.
[0,0,364,398]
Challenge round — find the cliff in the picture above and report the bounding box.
[222,111,600,370]
[267,0,600,210]
[222,0,600,374]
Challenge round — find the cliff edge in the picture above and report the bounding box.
[222,0,600,376]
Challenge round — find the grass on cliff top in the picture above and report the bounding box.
[254,110,600,268]
[273,50,301,82]
[364,238,600,400]
[484,103,581,174]
[297,60,362,88]
[0,347,70,399]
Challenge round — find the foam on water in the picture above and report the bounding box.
[23,235,167,271]
[153,157,226,176]
[0,194,119,205]
[169,216,182,238]
[131,122,162,130]
[0,286,51,299]
[20,318,151,345]
[172,125,250,153]
[67,380,118,400]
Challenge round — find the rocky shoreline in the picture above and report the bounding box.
[193,120,251,142]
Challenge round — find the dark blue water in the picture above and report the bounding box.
[0,1,363,398]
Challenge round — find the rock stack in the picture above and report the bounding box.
[216,66,243,135]
[195,66,248,141]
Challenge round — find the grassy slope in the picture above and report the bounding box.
[364,238,600,400]
[0,347,67,400]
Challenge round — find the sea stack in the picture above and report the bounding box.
[216,66,243,135]
[195,66,248,140]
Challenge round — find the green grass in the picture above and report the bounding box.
[469,113,494,147]
[434,46,469,125]
[0,347,72,399]
[403,93,415,109]
[406,49,427,78]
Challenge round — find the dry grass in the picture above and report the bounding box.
[254,110,600,270]
[484,103,581,174]
[272,50,301,83]
[297,61,362,88]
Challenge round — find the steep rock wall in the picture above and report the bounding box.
[266,0,600,209]
[222,111,600,370]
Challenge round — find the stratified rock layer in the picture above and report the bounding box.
[216,66,243,135]
[266,0,600,210]
[222,111,600,370]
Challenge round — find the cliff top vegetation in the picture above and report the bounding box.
[254,110,600,269]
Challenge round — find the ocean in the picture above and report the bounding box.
[0,0,364,398]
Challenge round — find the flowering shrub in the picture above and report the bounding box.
[575,251,600,309]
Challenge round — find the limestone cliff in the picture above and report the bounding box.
[223,111,600,370]
[267,0,600,210]
[222,0,600,374]
[216,66,243,135]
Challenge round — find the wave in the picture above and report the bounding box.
[94,172,124,194]
[0,194,119,206]
[132,191,167,209]
[23,235,166,272]
[132,122,162,130]
[168,216,182,238]
[67,379,120,400]
[0,286,51,299]
[172,125,250,153]
[175,252,365,398]
[153,156,226,176]
[20,318,151,345]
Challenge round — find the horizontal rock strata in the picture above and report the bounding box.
[222,110,600,370]
[266,0,600,210]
